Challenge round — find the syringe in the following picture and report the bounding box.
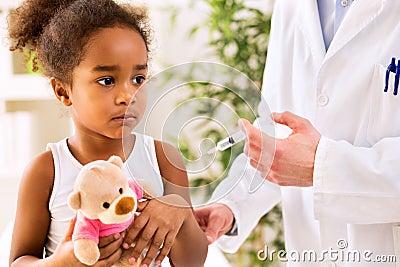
[207,130,246,155]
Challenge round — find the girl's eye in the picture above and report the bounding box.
[97,77,114,86]
[132,75,146,85]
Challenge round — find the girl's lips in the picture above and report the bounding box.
[112,114,137,122]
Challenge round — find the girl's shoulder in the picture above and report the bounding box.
[25,150,54,176]
[19,150,55,199]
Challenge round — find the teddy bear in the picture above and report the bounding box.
[68,155,144,266]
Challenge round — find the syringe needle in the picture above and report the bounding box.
[206,147,217,155]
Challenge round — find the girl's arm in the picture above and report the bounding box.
[123,141,208,267]
[156,140,191,203]
[9,151,124,267]
[9,151,55,266]
[155,141,208,266]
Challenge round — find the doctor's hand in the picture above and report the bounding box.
[194,203,235,244]
[239,111,321,187]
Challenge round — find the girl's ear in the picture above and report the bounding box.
[50,77,72,106]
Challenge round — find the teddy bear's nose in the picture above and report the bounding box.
[115,196,135,215]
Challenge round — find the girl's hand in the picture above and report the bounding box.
[98,231,125,263]
[51,217,125,267]
[122,194,191,266]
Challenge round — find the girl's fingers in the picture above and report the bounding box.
[96,247,123,267]
[123,213,149,248]
[98,234,124,260]
[99,232,123,248]
[140,229,168,266]
[62,216,76,242]
[154,232,175,266]
[128,222,158,263]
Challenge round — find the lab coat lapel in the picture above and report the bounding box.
[300,0,326,64]
[326,0,386,59]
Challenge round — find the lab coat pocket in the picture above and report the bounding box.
[366,64,400,145]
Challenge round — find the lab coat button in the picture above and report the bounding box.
[318,94,329,106]
[341,0,348,7]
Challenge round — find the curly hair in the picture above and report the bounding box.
[8,0,153,84]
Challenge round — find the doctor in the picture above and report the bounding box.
[195,0,400,266]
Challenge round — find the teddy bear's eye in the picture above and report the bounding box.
[119,188,123,194]
[103,202,110,209]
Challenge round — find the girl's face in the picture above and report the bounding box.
[68,26,148,139]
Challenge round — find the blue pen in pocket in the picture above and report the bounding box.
[394,60,400,96]
[384,57,397,93]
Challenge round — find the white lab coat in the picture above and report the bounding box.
[214,0,400,266]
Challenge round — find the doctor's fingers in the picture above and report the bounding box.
[247,138,274,171]
[194,204,233,243]
[239,119,264,144]
[240,118,275,162]
[205,213,233,244]
[193,206,213,230]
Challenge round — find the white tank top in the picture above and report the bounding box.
[45,133,164,256]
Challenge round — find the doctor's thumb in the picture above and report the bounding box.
[272,111,308,132]
[204,220,225,245]
[204,229,218,245]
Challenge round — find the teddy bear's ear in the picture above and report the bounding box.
[88,165,105,173]
[68,191,82,210]
[108,155,123,168]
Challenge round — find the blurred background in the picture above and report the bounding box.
[0,0,283,266]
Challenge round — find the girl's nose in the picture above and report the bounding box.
[116,83,137,105]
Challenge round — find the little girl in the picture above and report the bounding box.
[7,0,208,266]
